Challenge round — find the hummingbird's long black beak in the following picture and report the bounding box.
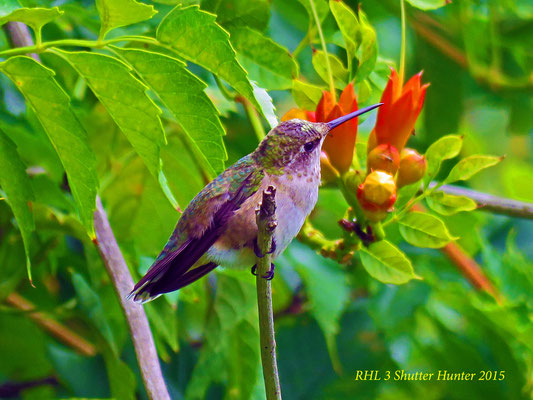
[326,103,383,130]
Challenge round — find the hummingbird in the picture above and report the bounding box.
[128,104,382,303]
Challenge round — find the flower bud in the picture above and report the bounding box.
[357,171,397,221]
[367,143,400,175]
[397,148,427,187]
[320,151,339,183]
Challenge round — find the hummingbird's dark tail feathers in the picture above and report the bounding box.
[127,261,218,304]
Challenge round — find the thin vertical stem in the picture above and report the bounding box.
[309,0,336,100]
[399,0,407,84]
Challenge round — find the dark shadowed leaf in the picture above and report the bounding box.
[202,0,270,31]
[0,129,34,280]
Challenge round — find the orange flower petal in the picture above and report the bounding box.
[339,83,355,114]
[281,108,310,122]
[316,91,335,122]
[384,89,415,151]
[323,104,357,173]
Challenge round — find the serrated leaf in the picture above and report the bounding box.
[329,0,359,65]
[202,0,270,31]
[312,50,348,89]
[0,129,34,281]
[56,51,164,177]
[96,0,156,39]
[425,134,463,179]
[0,56,98,236]
[0,7,63,32]
[228,26,298,90]
[292,79,323,110]
[406,0,448,10]
[113,47,227,176]
[252,81,277,129]
[157,5,263,116]
[355,10,377,82]
[426,191,477,215]
[359,240,418,284]
[445,155,502,183]
[399,211,455,248]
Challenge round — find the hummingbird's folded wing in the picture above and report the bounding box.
[128,166,262,303]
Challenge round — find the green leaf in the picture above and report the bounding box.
[355,10,377,82]
[0,56,98,236]
[202,0,270,31]
[398,211,455,248]
[312,50,348,89]
[406,0,448,11]
[56,51,164,177]
[426,191,477,215]
[0,129,34,281]
[395,181,420,210]
[101,342,136,400]
[157,5,263,115]
[359,240,418,284]
[228,26,298,90]
[292,79,323,110]
[445,155,503,184]
[329,0,359,65]
[252,81,278,129]
[113,47,227,176]
[296,0,329,24]
[71,272,119,355]
[425,134,463,179]
[0,7,63,34]
[96,0,156,39]
[0,1,19,17]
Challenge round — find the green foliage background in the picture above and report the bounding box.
[0,0,532,399]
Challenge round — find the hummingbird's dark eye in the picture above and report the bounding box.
[304,139,320,152]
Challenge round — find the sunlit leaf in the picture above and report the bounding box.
[96,0,156,39]
[406,0,449,11]
[292,79,323,110]
[425,134,463,180]
[426,191,477,215]
[399,211,455,248]
[329,0,359,64]
[113,46,227,176]
[355,10,377,82]
[360,240,418,284]
[202,0,270,31]
[0,129,34,281]
[229,26,298,90]
[157,5,263,115]
[0,56,98,236]
[312,50,348,89]
[445,155,503,184]
[0,7,63,34]
[252,81,278,129]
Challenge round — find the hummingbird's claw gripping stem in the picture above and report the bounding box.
[251,263,275,280]
[253,237,276,258]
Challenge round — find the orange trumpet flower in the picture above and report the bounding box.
[369,68,429,153]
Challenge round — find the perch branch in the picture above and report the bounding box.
[5,292,96,356]
[94,197,170,400]
[433,183,533,220]
[255,186,282,400]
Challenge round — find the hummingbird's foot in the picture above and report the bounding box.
[263,263,275,280]
[250,263,275,280]
[253,237,276,258]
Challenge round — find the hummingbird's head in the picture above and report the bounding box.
[253,104,382,174]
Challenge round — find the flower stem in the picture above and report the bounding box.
[399,0,407,84]
[309,0,336,100]
[255,187,282,400]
